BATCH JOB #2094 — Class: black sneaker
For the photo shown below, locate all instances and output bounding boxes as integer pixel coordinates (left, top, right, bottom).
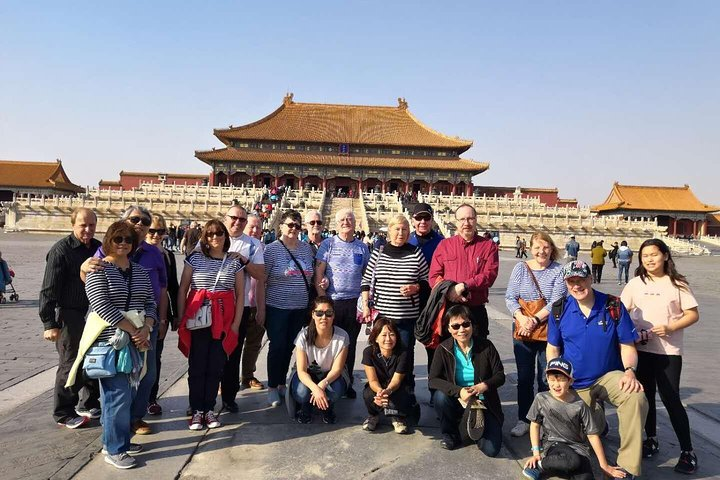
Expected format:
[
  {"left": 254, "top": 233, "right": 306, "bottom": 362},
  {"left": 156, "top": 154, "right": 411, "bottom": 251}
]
[
  {"left": 296, "top": 410, "right": 312, "bottom": 424},
  {"left": 674, "top": 451, "right": 698, "bottom": 475},
  {"left": 642, "top": 437, "right": 659, "bottom": 458},
  {"left": 322, "top": 408, "right": 337, "bottom": 424},
  {"left": 222, "top": 401, "right": 239, "bottom": 413},
  {"left": 344, "top": 386, "right": 357, "bottom": 399},
  {"left": 440, "top": 434, "right": 459, "bottom": 450}
]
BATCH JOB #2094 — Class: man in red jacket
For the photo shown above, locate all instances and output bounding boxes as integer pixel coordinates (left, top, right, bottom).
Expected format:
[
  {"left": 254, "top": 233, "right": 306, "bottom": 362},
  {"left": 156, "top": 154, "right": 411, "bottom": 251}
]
[{"left": 429, "top": 204, "right": 499, "bottom": 339}]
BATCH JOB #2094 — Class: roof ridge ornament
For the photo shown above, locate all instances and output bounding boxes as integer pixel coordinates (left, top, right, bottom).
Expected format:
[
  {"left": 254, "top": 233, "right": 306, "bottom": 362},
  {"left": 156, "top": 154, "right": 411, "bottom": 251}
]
[
  {"left": 284, "top": 92, "right": 294, "bottom": 106},
  {"left": 397, "top": 97, "right": 408, "bottom": 110}
]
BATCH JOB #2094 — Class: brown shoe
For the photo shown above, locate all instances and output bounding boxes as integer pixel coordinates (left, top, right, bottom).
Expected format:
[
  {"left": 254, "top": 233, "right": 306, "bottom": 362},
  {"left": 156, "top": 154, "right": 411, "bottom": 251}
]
[
  {"left": 242, "top": 377, "right": 265, "bottom": 390},
  {"left": 132, "top": 419, "right": 152, "bottom": 435}
]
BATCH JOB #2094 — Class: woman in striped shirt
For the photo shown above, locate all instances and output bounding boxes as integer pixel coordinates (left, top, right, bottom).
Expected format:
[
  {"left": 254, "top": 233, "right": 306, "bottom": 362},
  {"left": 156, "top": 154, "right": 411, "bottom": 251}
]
[
  {"left": 263, "top": 209, "right": 315, "bottom": 408},
  {"left": 177, "top": 219, "right": 244, "bottom": 431},
  {"left": 84, "top": 221, "right": 157, "bottom": 469},
  {"left": 504, "top": 231, "right": 567, "bottom": 438},
  {"left": 361, "top": 214, "right": 429, "bottom": 390}
]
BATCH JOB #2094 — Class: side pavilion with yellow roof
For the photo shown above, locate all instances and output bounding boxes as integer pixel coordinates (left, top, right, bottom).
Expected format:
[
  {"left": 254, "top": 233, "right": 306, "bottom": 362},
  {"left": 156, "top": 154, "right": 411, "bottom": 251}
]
[
  {"left": 592, "top": 182, "right": 719, "bottom": 237},
  {"left": 195, "top": 94, "right": 487, "bottom": 196},
  {"left": 0, "top": 159, "right": 84, "bottom": 201}
]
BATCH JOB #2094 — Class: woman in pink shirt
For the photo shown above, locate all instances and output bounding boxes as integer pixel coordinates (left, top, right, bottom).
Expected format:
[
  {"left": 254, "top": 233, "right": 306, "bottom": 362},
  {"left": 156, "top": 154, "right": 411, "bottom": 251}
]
[{"left": 620, "top": 239, "right": 699, "bottom": 474}]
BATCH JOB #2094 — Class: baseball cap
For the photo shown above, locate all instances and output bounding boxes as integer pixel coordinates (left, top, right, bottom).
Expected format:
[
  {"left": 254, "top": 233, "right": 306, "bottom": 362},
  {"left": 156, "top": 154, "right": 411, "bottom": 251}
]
[
  {"left": 562, "top": 260, "right": 591, "bottom": 280},
  {"left": 411, "top": 203, "right": 433, "bottom": 217},
  {"left": 546, "top": 357, "right": 574, "bottom": 379}
]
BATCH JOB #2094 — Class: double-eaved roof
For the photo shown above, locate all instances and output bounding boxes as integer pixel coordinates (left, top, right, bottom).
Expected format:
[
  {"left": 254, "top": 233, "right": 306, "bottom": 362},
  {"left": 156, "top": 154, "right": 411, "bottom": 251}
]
[
  {"left": 0, "top": 159, "right": 84, "bottom": 193},
  {"left": 592, "top": 183, "right": 719, "bottom": 214}
]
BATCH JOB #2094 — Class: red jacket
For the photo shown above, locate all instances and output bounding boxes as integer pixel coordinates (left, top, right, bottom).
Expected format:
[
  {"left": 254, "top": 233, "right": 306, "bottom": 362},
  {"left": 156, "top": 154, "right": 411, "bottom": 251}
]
[
  {"left": 429, "top": 234, "right": 499, "bottom": 305},
  {"left": 178, "top": 289, "right": 238, "bottom": 358}
]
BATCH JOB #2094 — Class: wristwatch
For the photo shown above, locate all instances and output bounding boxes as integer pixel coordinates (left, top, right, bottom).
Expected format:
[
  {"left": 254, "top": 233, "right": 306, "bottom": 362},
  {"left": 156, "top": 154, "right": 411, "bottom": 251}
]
[{"left": 624, "top": 366, "right": 636, "bottom": 373}]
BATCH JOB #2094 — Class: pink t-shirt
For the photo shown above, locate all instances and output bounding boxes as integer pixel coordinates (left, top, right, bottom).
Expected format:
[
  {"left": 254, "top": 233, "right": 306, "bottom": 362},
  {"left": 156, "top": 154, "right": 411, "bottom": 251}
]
[{"left": 620, "top": 276, "right": 698, "bottom": 355}]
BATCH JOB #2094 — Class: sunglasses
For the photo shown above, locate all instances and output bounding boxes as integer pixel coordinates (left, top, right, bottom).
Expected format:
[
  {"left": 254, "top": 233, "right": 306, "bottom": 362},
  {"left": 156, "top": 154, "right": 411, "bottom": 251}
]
[
  {"left": 308, "top": 220, "right": 323, "bottom": 226},
  {"left": 313, "top": 309, "right": 335, "bottom": 317},
  {"left": 284, "top": 222, "right": 302, "bottom": 230},
  {"left": 414, "top": 214, "right": 432, "bottom": 222},
  {"left": 227, "top": 215, "right": 247, "bottom": 223},
  {"left": 112, "top": 236, "right": 133, "bottom": 245},
  {"left": 206, "top": 231, "right": 225, "bottom": 238},
  {"left": 449, "top": 321, "right": 472, "bottom": 331},
  {"left": 148, "top": 228, "right": 166, "bottom": 236},
  {"left": 128, "top": 216, "right": 152, "bottom": 226}
]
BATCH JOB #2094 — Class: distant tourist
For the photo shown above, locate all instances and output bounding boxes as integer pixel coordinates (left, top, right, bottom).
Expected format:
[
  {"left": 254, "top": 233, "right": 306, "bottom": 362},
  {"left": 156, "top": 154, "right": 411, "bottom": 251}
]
[
  {"left": 289, "top": 296, "right": 349, "bottom": 424},
  {"left": 520, "top": 238, "right": 528, "bottom": 258},
  {"left": 565, "top": 235, "right": 580, "bottom": 261},
  {"left": 609, "top": 241, "right": 620, "bottom": 268},
  {"left": 428, "top": 305, "right": 505, "bottom": 455},
  {"left": 181, "top": 222, "right": 201, "bottom": 256},
  {"left": 429, "top": 204, "right": 499, "bottom": 339},
  {"left": 590, "top": 240, "right": 607, "bottom": 283},
  {"left": 504, "top": 232, "right": 567, "bottom": 438},
  {"left": 616, "top": 240, "right": 633, "bottom": 285},
  {"left": 515, "top": 236, "right": 522, "bottom": 258},
  {"left": 547, "top": 260, "right": 647, "bottom": 478},
  {"left": 620, "top": 239, "right": 699, "bottom": 474},
  {"left": 39, "top": 207, "right": 101, "bottom": 429},
  {"left": 0, "top": 250, "right": 13, "bottom": 303}
]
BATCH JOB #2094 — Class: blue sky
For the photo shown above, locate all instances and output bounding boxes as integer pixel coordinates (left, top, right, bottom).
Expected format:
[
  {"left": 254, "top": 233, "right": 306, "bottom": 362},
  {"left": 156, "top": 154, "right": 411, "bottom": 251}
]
[{"left": 1, "top": 1, "right": 717, "bottom": 205}]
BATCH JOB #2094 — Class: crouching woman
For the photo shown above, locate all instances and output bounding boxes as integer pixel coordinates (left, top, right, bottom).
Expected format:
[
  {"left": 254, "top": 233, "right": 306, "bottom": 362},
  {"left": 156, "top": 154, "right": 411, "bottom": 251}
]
[{"left": 429, "top": 305, "right": 506, "bottom": 456}]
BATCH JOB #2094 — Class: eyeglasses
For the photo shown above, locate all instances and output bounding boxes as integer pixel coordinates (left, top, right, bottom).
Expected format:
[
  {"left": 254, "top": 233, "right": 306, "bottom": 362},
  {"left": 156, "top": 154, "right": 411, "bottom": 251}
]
[
  {"left": 283, "top": 222, "right": 301, "bottom": 230},
  {"left": 456, "top": 217, "right": 476, "bottom": 224},
  {"left": 414, "top": 214, "right": 432, "bottom": 222},
  {"left": 449, "top": 321, "right": 472, "bottom": 330},
  {"left": 313, "top": 309, "right": 335, "bottom": 317},
  {"left": 128, "top": 216, "right": 152, "bottom": 226},
  {"left": 308, "top": 220, "right": 323, "bottom": 226},
  {"left": 206, "top": 231, "right": 225, "bottom": 238},
  {"left": 148, "top": 228, "right": 166, "bottom": 236},
  {"left": 112, "top": 236, "right": 133, "bottom": 245},
  {"left": 227, "top": 215, "right": 247, "bottom": 223}
]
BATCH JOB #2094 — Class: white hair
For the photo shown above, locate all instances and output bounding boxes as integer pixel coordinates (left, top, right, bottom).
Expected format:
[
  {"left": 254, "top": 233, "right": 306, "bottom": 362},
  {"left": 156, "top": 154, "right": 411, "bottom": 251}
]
[
  {"left": 304, "top": 210, "right": 322, "bottom": 223},
  {"left": 334, "top": 208, "right": 355, "bottom": 224}
]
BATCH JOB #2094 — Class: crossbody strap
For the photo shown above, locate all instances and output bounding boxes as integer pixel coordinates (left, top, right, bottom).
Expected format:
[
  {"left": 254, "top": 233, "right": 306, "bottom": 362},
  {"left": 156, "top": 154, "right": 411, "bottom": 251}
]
[
  {"left": 210, "top": 254, "right": 227, "bottom": 293},
  {"left": 125, "top": 264, "right": 133, "bottom": 311},
  {"left": 279, "top": 240, "right": 311, "bottom": 295},
  {"left": 523, "top": 262, "right": 546, "bottom": 301}
]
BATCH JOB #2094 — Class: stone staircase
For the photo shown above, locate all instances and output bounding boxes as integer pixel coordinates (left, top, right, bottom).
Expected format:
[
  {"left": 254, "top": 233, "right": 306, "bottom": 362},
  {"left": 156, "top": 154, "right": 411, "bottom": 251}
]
[{"left": 321, "top": 196, "right": 368, "bottom": 232}]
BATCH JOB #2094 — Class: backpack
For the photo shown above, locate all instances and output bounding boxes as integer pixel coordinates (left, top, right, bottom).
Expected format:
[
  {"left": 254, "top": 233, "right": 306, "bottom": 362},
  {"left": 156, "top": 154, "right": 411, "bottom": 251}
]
[{"left": 551, "top": 294, "right": 622, "bottom": 333}]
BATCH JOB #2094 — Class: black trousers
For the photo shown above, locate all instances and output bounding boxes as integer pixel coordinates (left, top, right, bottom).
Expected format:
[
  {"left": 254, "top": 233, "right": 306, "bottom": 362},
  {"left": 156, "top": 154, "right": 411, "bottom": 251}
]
[
  {"left": 362, "top": 384, "right": 413, "bottom": 416},
  {"left": 636, "top": 351, "right": 692, "bottom": 450},
  {"left": 188, "top": 328, "right": 227, "bottom": 412},
  {"left": 53, "top": 309, "right": 100, "bottom": 423},
  {"left": 220, "top": 307, "right": 252, "bottom": 404},
  {"left": 592, "top": 264, "right": 604, "bottom": 282},
  {"left": 541, "top": 442, "right": 593, "bottom": 480},
  {"left": 149, "top": 335, "right": 165, "bottom": 403},
  {"left": 333, "top": 298, "right": 362, "bottom": 387}
]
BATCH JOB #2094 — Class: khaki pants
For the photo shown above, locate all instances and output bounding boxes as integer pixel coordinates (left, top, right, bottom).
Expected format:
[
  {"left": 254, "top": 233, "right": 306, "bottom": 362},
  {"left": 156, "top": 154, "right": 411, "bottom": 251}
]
[
  {"left": 575, "top": 370, "right": 648, "bottom": 476},
  {"left": 241, "top": 308, "right": 266, "bottom": 381}
]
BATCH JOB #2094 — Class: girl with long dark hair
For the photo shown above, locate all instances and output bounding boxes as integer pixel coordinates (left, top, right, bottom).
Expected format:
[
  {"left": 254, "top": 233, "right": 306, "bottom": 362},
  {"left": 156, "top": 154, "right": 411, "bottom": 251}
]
[{"left": 620, "top": 238, "right": 699, "bottom": 474}]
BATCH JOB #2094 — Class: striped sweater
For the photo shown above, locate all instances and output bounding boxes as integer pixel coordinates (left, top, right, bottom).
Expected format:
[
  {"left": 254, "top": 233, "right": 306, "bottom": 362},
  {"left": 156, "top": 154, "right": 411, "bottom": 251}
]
[
  {"left": 504, "top": 261, "right": 567, "bottom": 316},
  {"left": 85, "top": 261, "right": 158, "bottom": 341},
  {"left": 361, "top": 243, "right": 429, "bottom": 323}
]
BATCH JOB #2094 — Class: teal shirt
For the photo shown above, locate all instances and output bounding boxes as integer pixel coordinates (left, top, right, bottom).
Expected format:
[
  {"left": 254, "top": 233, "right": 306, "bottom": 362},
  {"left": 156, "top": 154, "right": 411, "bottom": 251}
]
[{"left": 453, "top": 340, "right": 475, "bottom": 387}]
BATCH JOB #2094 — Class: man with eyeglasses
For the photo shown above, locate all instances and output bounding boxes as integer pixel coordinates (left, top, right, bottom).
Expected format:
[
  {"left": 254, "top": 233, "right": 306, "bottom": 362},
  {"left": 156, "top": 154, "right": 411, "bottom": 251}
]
[
  {"left": 314, "top": 208, "right": 370, "bottom": 399},
  {"left": 304, "top": 210, "right": 325, "bottom": 254},
  {"left": 429, "top": 204, "right": 499, "bottom": 339},
  {"left": 80, "top": 205, "right": 168, "bottom": 435},
  {"left": 40, "top": 207, "right": 102, "bottom": 429},
  {"left": 218, "top": 205, "right": 266, "bottom": 412}
]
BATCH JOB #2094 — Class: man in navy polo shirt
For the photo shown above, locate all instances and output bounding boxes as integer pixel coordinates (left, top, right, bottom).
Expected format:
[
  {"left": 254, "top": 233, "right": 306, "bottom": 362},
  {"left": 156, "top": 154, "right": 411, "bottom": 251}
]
[{"left": 547, "top": 260, "right": 648, "bottom": 479}]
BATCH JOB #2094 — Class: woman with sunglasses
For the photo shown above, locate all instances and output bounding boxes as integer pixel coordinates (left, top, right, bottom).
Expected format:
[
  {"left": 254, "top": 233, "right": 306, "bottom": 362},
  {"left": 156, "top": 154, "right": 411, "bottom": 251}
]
[
  {"left": 428, "top": 305, "right": 505, "bottom": 455},
  {"left": 361, "top": 316, "right": 413, "bottom": 434},
  {"left": 144, "top": 213, "right": 180, "bottom": 416},
  {"left": 263, "top": 209, "right": 316, "bottom": 407},
  {"left": 289, "top": 296, "right": 349, "bottom": 424},
  {"left": 74, "top": 221, "right": 157, "bottom": 469},
  {"left": 177, "top": 219, "right": 245, "bottom": 431}
]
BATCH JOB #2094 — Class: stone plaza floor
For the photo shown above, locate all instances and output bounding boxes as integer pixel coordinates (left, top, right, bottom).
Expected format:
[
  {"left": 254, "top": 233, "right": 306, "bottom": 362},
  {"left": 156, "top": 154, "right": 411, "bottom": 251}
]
[{"left": 0, "top": 231, "right": 719, "bottom": 479}]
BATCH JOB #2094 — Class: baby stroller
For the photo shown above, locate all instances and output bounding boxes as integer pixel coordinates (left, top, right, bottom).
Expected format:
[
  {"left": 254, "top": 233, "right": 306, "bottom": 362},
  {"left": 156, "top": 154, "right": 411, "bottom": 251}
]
[{"left": 0, "top": 268, "right": 18, "bottom": 303}]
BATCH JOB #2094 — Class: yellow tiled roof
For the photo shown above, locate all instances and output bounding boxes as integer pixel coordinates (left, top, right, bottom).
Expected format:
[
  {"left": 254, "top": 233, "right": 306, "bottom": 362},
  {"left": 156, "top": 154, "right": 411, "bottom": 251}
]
[
  {"left": 213, "top": 94, "right": 473, "bottom": 150},
  {"left": 592, "top": 183, "right": 719, "bottom": 213},
  {"left": 195, "top": 148, "right": 487, "bottom": 173},
  {"left": 0, "top": 159, "right": 84, "bottom": 193}
]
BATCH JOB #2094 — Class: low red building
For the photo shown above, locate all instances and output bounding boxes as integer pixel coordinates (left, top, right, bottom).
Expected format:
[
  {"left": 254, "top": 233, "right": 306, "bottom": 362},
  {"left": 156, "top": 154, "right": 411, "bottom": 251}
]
[
  {"left": 472, "top": 186, "right": 577, "bottom": 208},
  {"left": 99, "top": 171, "right": 209, "bottom": 190}
]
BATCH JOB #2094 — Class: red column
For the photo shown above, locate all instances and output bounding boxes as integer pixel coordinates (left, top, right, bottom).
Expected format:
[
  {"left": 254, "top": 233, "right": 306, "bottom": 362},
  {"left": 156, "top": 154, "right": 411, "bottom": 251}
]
[
  {"left": 466, "top": 183, "right": 473, "bottom": 196},
  {"left": 358, "top": 179, "right": 362, "bottom": 195},
  {"left": 322, "top": 178, "right": 327, "bottom": 190},
  {"left": 299, "top": 176, "right": 304, "bottom": 189},
  {"left": 274, "top": 176, "right": 280, "bottom": 188},
  {"left": 693, "top": 220, "right": 698, "bottom": 237},
  {"left": 405, "top": 182, "right": 410, "bottom": 194},
  {"left": 382, "top": 180, "right": 386, "bottom": 193},
  {"left": 252, "top": 174, "right": 257, "bottom": 187},
  {"left": 451, "top": 183, "right": 457, "bottom": 195},
  {"left": 672, "top": 217, "right": 677, "bottom": 235}
]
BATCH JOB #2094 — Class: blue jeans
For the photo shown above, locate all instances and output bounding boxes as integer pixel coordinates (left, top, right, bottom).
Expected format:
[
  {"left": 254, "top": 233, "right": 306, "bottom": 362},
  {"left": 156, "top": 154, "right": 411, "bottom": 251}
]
[
  {"left": 265, "top": 306, "right": 307, "bottom": 388},
  {"left": 290, "top": 371, "right": 346, "bottom": 408},
  {"left": 432, "top": 390, "right": 503, "bottom": 457},
  {"left": 100, "top": 373, "right": 135, "bottom": 455},
  {"left": 131, "top": 327, "right": 158, "bottom": 422},
  {"left": 395, "top": 320, "right": 416, "bottom": 388},
  {"left": 618, "top": 262, "right": 631, "bottom": 283},
  {"left": 513, "top": 332, "right": 548, "bottom": 423}
]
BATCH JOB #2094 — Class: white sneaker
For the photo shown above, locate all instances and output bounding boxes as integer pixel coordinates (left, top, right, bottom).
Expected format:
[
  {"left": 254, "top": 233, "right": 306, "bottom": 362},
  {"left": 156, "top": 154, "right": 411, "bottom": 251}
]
[
  {"left": 268, "top": 389, "right": 281, "bottom": 407},
  {"left": 511, "top": 420, "right": 530, "bottom": 437}
]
